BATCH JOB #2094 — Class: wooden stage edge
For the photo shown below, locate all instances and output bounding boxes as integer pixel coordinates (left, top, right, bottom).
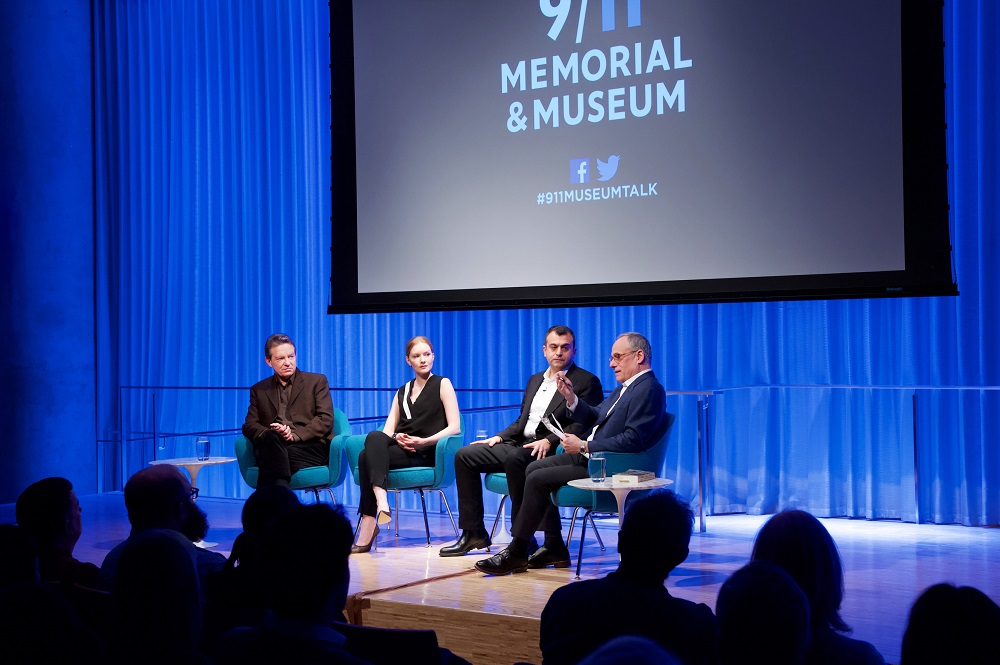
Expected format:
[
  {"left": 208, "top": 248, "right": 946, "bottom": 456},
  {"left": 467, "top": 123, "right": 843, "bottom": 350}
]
[
  {"left": 4, "top": 495, "right": 999, "bottom": 665},
  {"left": 337, "top": 509, "right": 1000, "bottom": 665}
]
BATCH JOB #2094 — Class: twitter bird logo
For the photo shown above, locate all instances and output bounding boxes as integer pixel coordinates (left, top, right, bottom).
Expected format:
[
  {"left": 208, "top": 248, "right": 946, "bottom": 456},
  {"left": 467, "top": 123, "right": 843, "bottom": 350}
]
[{"left": 596, "top": 155, "right": 620, "bottom": 181}]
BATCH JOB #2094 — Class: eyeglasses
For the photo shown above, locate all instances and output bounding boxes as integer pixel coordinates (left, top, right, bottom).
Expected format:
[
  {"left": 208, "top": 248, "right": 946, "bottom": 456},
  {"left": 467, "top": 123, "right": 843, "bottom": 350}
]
[
  {"left": 189, "top": 487, "right": 200, "bottom": 500},
  {"left": 609, "top": 349, "right": 638, "bottom": 364}
]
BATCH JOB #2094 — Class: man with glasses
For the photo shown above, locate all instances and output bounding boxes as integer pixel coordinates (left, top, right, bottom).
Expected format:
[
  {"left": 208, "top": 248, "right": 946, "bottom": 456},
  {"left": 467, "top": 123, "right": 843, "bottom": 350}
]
[
  {"left": 97, "top": 464, "right": 225, "bottom": 596},
  {"left": 440, "top": 325, "right": 603, "bottom": 557},
  {"left": 476, "top": 332, "right": 669, "bottom": 575}
]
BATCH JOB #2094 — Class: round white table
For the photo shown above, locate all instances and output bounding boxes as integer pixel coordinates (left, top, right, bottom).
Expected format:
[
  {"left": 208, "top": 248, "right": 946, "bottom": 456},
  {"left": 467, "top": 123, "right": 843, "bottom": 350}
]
[
  {"left": 567, "top": 476, "right": 673, "bottom": 527},
  {"left": 150, "top": 456, "right": 237, "bottom": 491}
]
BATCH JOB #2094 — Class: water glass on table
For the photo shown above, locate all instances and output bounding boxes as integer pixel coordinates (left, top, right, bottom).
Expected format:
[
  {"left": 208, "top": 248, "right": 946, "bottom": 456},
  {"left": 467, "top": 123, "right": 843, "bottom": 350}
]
[
  {"left": 196, "top": 437, "right": 210, "bottom": 461},
  {"left": 588, "top": 452, "right": 606, "bottom": 482}
]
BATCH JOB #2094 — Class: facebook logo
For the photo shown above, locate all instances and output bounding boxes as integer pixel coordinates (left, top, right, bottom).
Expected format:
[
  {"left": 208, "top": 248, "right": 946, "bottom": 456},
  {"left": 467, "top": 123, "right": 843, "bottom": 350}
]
[
  {"left": 570, "top": 158, "right": 590, "bottom": 184},
  {"left": 602, "top": 0, "right": 641, "bottom": 32}
]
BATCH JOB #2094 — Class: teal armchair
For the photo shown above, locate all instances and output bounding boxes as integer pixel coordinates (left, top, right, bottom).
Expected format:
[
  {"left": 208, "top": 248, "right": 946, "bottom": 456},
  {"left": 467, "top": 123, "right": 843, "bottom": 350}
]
[{"left": 234, "top": 408, "right": 352, "bottom": 502}]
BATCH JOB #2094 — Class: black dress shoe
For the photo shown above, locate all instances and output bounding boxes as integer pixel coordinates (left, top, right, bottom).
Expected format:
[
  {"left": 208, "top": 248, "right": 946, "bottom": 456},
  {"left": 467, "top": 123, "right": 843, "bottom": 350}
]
[
  {"left": 527, "top": 544, "right": 571, "bottom": 569},
  {"left": 439, "top": 531, "right": 492, "bottom": 557},
  {"left": 475, "top": 547, "right": 529, "bottom": 575}
]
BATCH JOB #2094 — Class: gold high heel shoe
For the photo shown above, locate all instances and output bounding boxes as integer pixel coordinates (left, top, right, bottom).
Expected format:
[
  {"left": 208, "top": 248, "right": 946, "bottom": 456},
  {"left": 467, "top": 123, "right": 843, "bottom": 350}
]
[
  {"left": 351, "top": 524, "right": 379, "bottom": 554},
  {"left": 377, "top": 507, "right": 392, "bottom": 525}
]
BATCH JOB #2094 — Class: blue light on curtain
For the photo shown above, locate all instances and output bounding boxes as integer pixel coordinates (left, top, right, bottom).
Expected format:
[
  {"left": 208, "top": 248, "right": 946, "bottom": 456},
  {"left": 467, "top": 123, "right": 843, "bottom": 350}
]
[{"left": 95, "top": 1, "right": 998, "bottom": 525}]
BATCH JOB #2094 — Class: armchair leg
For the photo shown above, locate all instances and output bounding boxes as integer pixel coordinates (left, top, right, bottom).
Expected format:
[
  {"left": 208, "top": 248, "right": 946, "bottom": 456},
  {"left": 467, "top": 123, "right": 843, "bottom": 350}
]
[
  {"left": 489, "top": 494, "right": 509, "bottom": 546},
  {"left": 323, "top": 487, "right": 337, "bottom": 504},
  {"left": 392, "top": 490, "right": 401, "bottom": 537},
  {"left": 418, "top": 489, "right": 431, "bottom": 546},
  {"left": 575, "top": 509, "right": 590, "bottom": 579},
  {"left": 588, "top": 513, "right": 605, "bottom": 551},
  {"left": 433, "top": 488, "right": 460, "bottom": 538},
  {"left": 382, "top": 487, "right": 459, "bottom": 545},
  {"left": 566, "top": 506, "right": 583, "bottom": 547}
]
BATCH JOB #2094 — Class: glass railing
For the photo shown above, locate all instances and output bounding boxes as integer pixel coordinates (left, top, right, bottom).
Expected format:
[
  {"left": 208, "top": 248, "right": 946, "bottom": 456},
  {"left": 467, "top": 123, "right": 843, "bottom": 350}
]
[
  {"left": 107, "top": 384, "right": 1000, "bottom": 527},
  {"left": 108, "top": 385, "right": 714, "bottom": 527}
]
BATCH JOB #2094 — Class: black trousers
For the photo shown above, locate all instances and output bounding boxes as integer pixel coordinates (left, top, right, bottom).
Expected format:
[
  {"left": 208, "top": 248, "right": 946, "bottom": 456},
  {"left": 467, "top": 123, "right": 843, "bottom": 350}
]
[
  {"left": 511, "top": 452, "right": 589, "bottom": 542},
  {"left": 252, "top": 429, "right": 329, "bottom": 487},
  {"left": 453, "top": 442, "right": 537, "bottom": 532},
  {"left": 357, "top": 430, "right": 433, "bottom": 517}
]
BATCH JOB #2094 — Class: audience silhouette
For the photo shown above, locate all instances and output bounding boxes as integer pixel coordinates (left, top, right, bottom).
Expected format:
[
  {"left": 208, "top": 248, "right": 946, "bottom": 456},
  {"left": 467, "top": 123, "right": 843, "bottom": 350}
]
[
  {"left": 112, "top": 528, "right": 210, "bottom": 664},
  {"left": 210, "top": 484, "right": 300, "bottom": 612},
  {"left": 900, "top": 582, "right": 1000, "bottom": 665},
  {"left": 214, "top": 502, "right": 368, "bottom": 664},
  {"left": 750, "top": 509, "right": 884, "bottom": 665},
  {"left": 0, "top": 579, "right": 104, "bottom": 662},
  {"left": 716, "top": 560, "right": 811, "bottom": 665},
  {"left": 15, "top": 476, "right": 100, "bottom": 587},
  {"left": 6, "top": 470, "right": 998, "bottom": 665},
  {"left": 97, "top": 465, "right": 225, "bottom": 597},
  {"left": 539, "top": 489, "right": 717, "bottom": 665},
  {"left": 577, "top": 635, "right": 681, "bottom": 665},
  {"left": 0, "top": 523, "right": 39, "bottom": 588}
]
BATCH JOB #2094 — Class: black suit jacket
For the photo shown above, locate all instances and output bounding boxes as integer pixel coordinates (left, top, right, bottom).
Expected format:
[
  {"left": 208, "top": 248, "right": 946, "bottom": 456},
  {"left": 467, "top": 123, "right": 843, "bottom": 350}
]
[
  {"left": 242, "top": 370, "right": 334, "bottom": 444},
  {"left": 497, "top": 364, "right": 603, "bottom": 446}
]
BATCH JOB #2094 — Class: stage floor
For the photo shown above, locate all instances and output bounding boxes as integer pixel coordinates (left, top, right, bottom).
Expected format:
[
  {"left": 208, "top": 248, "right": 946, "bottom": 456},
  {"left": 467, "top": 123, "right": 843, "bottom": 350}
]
[{"left": 3, "top": 493, "right": 998, "bottom": 665}]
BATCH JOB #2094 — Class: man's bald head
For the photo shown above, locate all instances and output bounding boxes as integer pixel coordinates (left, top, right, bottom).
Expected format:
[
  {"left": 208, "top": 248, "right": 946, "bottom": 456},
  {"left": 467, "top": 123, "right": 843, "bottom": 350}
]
[{"left": 124, "top": 466, "right": 192, "bottom": 532}]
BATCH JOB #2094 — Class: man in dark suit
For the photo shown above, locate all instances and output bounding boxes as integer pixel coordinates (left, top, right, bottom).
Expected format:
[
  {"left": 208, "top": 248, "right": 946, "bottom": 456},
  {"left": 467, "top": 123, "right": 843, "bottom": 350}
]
[
  {"left": 440, "top": 325, "right": 603, "bottom": 557},
  {"left": 242, "top": 334, "right": 334, "bottom": 487},
  {"left": 476, "top": 332, "right": 669, "bottom": 575},
  {"left": 539, "top": 489, "right": 718, "bottom": 665}
]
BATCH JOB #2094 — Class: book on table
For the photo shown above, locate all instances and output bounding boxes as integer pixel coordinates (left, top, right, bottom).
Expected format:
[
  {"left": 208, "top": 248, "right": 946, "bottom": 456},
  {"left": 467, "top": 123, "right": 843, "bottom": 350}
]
[{"left": 612, "top": 469, "right": 655, "bottom": 485}]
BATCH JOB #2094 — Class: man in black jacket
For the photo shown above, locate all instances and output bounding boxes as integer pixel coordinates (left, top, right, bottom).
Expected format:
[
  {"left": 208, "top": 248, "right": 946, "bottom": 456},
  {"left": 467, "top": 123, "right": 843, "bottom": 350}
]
[{"left": 440, "top": 325, "right": 603, "bottom": 556}]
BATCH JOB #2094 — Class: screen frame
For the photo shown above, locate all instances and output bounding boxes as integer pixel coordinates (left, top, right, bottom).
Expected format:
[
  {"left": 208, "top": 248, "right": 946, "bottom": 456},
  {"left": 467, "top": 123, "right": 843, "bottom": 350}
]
[{"left": 328, "top": 0, "right": 955, "bottom": 314}]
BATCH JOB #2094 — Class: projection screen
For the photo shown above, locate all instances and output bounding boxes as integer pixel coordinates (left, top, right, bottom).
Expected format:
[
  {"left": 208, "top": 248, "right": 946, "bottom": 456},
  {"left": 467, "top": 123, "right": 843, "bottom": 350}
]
[{"left": 329, "top": 0, "right": 955, "bottom": 313}]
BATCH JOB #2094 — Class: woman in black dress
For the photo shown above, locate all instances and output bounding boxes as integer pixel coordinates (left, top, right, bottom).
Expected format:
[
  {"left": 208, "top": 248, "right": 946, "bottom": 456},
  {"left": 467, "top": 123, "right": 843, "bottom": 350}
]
[{"left": 352, "top": 336, "right": 461, "bottom": 553}]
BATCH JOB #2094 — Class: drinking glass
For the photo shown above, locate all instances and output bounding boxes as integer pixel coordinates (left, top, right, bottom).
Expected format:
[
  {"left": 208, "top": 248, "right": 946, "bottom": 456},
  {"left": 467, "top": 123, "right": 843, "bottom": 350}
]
[
  {"left": 588, "top": 452, "right": 606, "bottom": 482},
  {"left": 196, "top": 437, "right": 210, "bottom": 461}
]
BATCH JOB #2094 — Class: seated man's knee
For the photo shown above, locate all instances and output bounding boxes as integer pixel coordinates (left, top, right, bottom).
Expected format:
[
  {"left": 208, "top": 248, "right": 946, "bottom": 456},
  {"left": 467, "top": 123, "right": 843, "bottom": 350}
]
[
  {"left": 525, "top": 457, "right": 551, "bottom": 476},
  {"left": 454, "top": 446, "right": 474, "bottom": 465},
  {"left": 504, "top": 451, "right": 531, "bottom": 474},
  {"left": 523, "top": 465, "right": 550, "bottom": 490},
  {"left": 258, "top": 429, "right": 282, "bottom": 445}
]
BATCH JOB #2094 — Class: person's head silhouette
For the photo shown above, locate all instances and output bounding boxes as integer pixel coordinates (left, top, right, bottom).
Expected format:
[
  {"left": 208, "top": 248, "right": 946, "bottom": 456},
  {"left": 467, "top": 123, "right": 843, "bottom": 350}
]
[
  {"left": 751, "top": 509, "right": 848, "bottom": 632},
  {"left": 617, "top": 488, "right": 693, "bottom": 582}
]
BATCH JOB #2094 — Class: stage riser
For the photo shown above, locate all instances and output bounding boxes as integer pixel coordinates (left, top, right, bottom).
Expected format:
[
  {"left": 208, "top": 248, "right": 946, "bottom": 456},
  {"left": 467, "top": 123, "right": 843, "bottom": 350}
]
[{"left": 361, "top": 599, "right": 541, "bottom": 665}]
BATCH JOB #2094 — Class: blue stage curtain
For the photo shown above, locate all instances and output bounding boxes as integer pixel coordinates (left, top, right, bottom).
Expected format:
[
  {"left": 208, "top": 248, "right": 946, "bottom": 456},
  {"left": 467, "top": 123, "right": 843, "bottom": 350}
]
[{"left": 94, "top": 1, "right": 998, "bottom": 525}]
